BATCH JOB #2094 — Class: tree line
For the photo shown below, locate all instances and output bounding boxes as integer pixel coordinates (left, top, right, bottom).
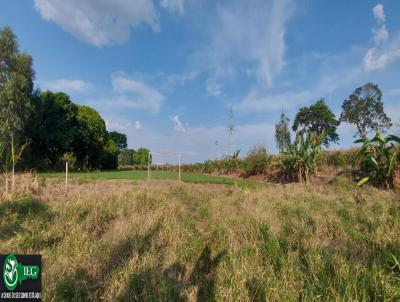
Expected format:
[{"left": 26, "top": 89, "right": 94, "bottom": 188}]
[
  {"left": 274, "top": 83, "right": 392, "bottom": 153},
  {"left": 274, "top": 83, "right": 398, "bottom": 187},
  {"left": 0, "top": 27, "right": 153, "bottom": 174}
]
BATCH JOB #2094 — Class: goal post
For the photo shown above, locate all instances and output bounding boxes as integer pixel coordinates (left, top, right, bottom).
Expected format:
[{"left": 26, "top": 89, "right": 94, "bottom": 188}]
[{"left": 147, "top": 151, "right": 181, "bottom": 181}]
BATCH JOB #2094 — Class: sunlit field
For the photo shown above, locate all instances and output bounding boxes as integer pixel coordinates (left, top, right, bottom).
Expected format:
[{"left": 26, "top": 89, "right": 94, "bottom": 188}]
[
  {"left": 40, "top": 170, "right": 258, "bottom": 186},
  {"left": 1, "top": 174, "right": 399, "bottom": 301}
]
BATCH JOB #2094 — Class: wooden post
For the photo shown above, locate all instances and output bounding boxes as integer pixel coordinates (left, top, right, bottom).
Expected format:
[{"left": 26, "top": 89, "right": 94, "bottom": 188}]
[
  {"left": 178, "top": 152, "right": 181, "bottom": 181},
  {"left": 65, "top": 161, "right": 68, "bottom": 195},
  {"left": 147, "top": 152, "right": 150, "bottom": 180}
]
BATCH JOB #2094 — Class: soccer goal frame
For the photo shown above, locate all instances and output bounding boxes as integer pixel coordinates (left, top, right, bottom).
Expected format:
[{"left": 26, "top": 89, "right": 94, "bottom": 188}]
[{"left": 147, "top": 151, "right": 181, "bottom": 181}]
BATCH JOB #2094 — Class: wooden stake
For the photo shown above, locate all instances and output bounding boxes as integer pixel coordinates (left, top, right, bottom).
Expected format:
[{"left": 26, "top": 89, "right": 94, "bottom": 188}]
[
  {"left": 147, "top": 152, "right": 150, "bottom": 180},
  {"left": 178, "top": 152, "right": 181, "bottom": 181},
  {"left": 65, "top": 161, "right": 68, "bottom": 195}
]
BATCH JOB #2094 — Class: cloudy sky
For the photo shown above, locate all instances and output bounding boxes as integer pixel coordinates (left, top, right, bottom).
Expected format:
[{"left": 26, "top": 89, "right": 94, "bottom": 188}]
[{"left": 1, "top": 0, "right": 400, "bottom": 162}]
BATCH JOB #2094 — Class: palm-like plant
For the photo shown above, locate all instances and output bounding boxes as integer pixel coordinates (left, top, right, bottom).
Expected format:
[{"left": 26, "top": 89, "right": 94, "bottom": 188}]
[
  {"left": 355, "top": 132, "right": 400, "bottom": 189},
  {"left": 281, "top": 130, "right": 325, "bottom": 182},
  {"left": 10, "top": 134, "right": 28, "bottom": 191}
]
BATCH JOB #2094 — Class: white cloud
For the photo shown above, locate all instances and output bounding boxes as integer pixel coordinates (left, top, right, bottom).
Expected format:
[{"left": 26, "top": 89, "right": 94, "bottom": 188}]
[
  {"left": 41, "top": 78, "right": 93, "bottom": 93},
  {"left": 372, "top": 4, "right": 385, "bottom": 23},
  {"left": 372, "top": 24, "right": 389, "bottom": 45},
  {"left": 364, "top": 4, "right": 400, "bottom": 71},
  {"left": 34, "top": 0, "right": 160, "bottom": 46},
  {"left": 171, "top": 115, "right": 186, "bottom": 132},
  {"left": 160, "top": 0, "right": 184, "bottom": 14},
  {"left": 111, "top": 74, "right": 164, "bottom": 112},
  {"left": 364, "top": 35, "right": 400, "bottom": 71},
  {"left": 135, "top": 120, "right": 142, "bottom": 130},
  {"left": 105, "top": 120, "right": 132, "bottom": 131},
  {"left": 193, "top": 0, "right": 294, "bottom": 89},
  {"left": 237, "top": 89, "right": 311, "bottom": 112},
  {"left": 371, "top": 4, "right": 388, "bottom": 46}
]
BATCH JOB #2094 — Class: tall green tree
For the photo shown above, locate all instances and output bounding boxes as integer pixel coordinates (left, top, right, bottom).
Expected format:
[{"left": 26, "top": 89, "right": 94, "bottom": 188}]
[
  {"left": 74, "top": 106, "right": 107, "bottom": 170},
  {"left": 0, "top": 27, "right": 34, "bottom": 138},
  {"left": 118, "top": 148, "right": 136, "bottom": 166},
  {"left": 108, "top": 131, "right": 127, "bottom": 151},
  {"left": 0, "top": 27, "right": 35, "bottom": 189},
  {"left": 340, "top": 83, "right": 392, "bottom": 137},
  {"left": 275, "top": 111, "right": 291, "bottom": 153},
  {"left": 292, "top": 99, "right": 339, "bottom": 146},
  {"left": 28, "top": 91, "right": 79, "bottom": 169}
]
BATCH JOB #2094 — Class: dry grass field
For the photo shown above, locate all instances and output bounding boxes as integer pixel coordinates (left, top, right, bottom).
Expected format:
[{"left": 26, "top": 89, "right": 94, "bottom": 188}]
[{"left": 0, "top": 174, "right": 399, "bottom": 301}]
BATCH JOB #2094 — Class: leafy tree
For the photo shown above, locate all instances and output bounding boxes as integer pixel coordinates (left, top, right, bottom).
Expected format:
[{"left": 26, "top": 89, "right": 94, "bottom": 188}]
[
  {"left": 275, "top": 111, "right": 291, "bottom": 153},
  {"left": 28, "top": 91, "right": 79, "bottom": 169},
  {"left": 0, "top": 27, "right": 34, "bottom": 137},
  {"left": 118, "top": 148, "right": 136, "bottom": 166},
  {"left": 74, "top": 106, "right": 107, "bottom": 170},
  {"left": 108, "top": 131, "right": 127, "bottom": 151},
  {"left": 293, "top": 99, "right": 339, "bottom": 146},
  {"left": 0, "top": 27, "right": 35, "bottom": 188},
  {"left": 341, "top": 83, "right": 392, "bottom": 137},
  {"left": 133, "top": 148, "right": 151, "bottom": 165}
]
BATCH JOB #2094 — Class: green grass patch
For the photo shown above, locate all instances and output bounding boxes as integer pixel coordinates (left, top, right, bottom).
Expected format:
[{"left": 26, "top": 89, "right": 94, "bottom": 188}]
[{"left": 40, "top": 169, "right": 260, "bottom": 186}]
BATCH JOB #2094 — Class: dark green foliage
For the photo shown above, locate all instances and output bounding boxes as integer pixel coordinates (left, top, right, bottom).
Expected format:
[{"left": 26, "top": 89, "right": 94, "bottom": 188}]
[
  {"left": 275, "top": 112, "right": 291, "bottom": 153},
  {"left": 108, "top": 131, "right": 127, "bottom": 151},
  {"left": 341, "top": 83, "right": 392, "bottom": 137},
  {"left": 118, "top": 148, "right": 136, "bottom": 166},
  {"left": 0, "top": 28, "right": 125, "bottom": 172},
  {"left": 355, "top": 132, "right": 400, "bottom": 189},
  {"left": 293, "top": 99, "right": 339, "bottom": 146},
  {"left": 73, "top": 106, "right": 108, "bottom": 170},
  {"left": 27, "top": 91, "right": 79, "bottom": 169},
  {"left": 100, "top": 139, "right": 118, "bottom": 170}
]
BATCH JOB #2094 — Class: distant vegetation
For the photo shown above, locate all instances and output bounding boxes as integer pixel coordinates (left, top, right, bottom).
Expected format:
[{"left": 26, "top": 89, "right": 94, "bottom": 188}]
[{"left": 1, "top": 26, "right": 399, "bottom": 192}]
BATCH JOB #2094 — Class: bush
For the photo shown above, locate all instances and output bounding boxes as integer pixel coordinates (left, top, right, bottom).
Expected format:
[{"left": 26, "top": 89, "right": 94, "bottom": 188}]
[
  {"left": 242, "top": 146, "right": 271, "bottom": 177},
  {"left": 320, "top": 148, "right": 359, "bottom": 169}
]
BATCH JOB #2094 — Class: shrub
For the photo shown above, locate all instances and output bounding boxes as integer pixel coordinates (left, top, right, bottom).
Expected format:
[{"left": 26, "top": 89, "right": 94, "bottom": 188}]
[
  {"left": 319, "top": 148, "right": 359, "bottom": 169},
  {"left": 242, "top": 146, "right": 271, "bottom": 177}
]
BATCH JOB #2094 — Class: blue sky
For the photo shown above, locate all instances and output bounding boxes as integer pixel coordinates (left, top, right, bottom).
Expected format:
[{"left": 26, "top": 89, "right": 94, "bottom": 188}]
[{"left": 1, "top": 0, "right": 400, "bottom": 163}]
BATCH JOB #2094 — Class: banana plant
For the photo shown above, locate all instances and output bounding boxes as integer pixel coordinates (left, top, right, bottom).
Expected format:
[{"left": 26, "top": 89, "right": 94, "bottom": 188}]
[
  {"left": 281, "top": 130, "right": 325, "bottom": 182},
  {"left": 355, "top": 132, "right": 400, "bottom": 189}
]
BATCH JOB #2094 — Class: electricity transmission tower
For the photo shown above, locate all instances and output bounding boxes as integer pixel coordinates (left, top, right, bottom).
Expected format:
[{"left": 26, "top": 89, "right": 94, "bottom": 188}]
[{"left": 227, "top": 106, "right": 236, "bottom": 157}]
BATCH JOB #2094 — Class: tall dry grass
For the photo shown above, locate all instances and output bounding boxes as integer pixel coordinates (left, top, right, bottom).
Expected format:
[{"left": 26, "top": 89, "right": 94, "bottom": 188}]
[{"left": 0, "top": 174, "right": 399, "bottom": 301}]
